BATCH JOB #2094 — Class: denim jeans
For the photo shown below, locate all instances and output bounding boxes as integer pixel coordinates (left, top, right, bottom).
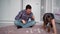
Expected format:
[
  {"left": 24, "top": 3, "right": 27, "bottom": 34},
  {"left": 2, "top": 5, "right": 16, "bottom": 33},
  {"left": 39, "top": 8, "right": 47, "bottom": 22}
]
[{"left": 14, "top": 20, "right": 36, "bottom": 28}]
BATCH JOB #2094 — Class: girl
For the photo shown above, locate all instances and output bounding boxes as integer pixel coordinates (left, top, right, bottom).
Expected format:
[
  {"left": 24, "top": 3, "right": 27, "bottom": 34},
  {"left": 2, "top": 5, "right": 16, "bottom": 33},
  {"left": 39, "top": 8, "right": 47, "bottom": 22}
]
[{"left": 43, "top": 13, "right": 57, "bottom": 34}]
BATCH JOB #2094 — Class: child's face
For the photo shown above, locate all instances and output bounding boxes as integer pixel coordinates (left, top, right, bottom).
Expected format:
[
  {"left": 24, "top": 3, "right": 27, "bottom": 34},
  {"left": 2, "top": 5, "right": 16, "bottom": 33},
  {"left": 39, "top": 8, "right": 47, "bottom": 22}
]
[{"left": 48, "top": 18, "right": 51, "bottom": 22}]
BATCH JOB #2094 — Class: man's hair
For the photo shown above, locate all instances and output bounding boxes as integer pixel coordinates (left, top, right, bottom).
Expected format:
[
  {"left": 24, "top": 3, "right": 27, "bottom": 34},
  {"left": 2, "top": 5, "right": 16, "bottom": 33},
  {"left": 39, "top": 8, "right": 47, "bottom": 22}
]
[{"left": 26, "top": 4, "right": 32, "bottom": 10}]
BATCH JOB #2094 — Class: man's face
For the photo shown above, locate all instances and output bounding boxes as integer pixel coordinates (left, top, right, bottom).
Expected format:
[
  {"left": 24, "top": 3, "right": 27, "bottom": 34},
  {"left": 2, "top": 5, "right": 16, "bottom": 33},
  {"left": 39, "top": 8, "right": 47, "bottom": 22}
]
[{"left": 26, "top": 9, "right": 31, "bottom": 15}]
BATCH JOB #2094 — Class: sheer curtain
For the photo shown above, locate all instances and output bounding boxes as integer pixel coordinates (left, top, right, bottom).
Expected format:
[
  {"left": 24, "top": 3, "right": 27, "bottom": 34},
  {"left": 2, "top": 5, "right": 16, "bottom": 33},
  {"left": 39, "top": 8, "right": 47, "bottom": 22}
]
[{"left": 52, "top": 0, "right": 60, "bottom": 23}]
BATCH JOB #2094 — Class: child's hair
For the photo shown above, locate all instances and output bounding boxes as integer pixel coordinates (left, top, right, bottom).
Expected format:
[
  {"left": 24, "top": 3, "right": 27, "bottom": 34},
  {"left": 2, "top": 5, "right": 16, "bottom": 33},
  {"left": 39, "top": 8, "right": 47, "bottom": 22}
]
[
  {"left": 43, "top": 13, "right": 54, "bottom": 23},
  {"left": 43, "top": 13, "right": 55, "bottom": 28}
]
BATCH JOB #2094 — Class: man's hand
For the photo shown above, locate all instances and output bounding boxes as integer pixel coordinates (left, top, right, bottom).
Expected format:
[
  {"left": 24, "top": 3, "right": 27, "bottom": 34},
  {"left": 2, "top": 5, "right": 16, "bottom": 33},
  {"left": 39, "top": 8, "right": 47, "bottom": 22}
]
[
  {"left": 31, "top": 16, "right": 35, "bottom": 20},
  {"left": 22, "top": 20, "right": 26, "bottom": 24}
]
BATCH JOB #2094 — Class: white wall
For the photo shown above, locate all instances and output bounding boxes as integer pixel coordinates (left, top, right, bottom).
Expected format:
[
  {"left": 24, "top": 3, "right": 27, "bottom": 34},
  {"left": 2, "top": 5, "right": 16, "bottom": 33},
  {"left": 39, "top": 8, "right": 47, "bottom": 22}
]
[
  {"left": 0, "top": 0, "right": 22, "bottom": 22},
  {"left": 52, "top": 0, "right": 60, "bottom": 23},
  {"left": 0, "top": 0, "right": 54, "bottom": 24}
]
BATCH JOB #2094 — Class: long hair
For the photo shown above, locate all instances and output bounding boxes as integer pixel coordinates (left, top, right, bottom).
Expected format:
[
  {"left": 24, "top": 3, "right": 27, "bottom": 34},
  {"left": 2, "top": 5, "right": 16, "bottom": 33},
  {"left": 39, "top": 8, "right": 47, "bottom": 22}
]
[{"left": 43, "top": 13, "right": 54, "bottom": 25}]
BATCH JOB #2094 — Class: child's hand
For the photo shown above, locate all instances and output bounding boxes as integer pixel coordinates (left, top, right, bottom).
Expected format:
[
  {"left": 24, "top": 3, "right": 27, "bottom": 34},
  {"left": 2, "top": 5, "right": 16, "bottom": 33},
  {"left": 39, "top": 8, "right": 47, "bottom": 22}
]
[
  {"left": 52, "top": 33, "right": 54, "bottom": 34},
  {"left": 52, "top": 33, "right": 56, "bottom": 34},
  {"left": 22, "top": 20, "right": 26, "bottom": 24}
]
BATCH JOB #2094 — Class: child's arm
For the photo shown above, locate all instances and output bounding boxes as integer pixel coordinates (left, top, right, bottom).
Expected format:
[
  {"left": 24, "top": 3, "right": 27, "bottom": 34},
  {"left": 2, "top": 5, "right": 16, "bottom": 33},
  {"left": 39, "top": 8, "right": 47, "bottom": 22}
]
[
  {"left": 42, "top": 22, "right": 46, "bottom": 30},
  {"left": 51, "top": 19, "right": 57, "bottom": 34}
]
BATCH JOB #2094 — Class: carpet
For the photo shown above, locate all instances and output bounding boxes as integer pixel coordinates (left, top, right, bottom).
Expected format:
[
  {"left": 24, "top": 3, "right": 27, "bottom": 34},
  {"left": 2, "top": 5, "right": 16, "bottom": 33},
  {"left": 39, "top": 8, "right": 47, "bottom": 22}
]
[{"left": 0, "top": 25, "right": 53, "bottom": 34}]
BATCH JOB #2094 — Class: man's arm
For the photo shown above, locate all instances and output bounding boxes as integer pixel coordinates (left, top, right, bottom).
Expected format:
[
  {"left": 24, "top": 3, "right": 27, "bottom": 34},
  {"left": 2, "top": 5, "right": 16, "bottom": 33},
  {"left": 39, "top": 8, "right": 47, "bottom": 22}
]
[
  {"left": 30, "top": 12, "right": 35, "bottom": 20},
  {"left": 15, "top": 11, "right": 26, "bottom": 24},
  {"left": 52, "top": 19, "right": 57, "bottom": 34},
  {"left": 15, "top": 11, "right": 22, "bottom": 20}
]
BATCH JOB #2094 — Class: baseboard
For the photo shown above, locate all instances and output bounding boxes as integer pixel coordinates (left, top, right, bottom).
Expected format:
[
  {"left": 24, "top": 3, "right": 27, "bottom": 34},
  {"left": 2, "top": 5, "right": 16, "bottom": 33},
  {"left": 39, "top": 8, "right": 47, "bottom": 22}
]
[{"left": 0, "top": 20, "right": 43, "bottom": 26}]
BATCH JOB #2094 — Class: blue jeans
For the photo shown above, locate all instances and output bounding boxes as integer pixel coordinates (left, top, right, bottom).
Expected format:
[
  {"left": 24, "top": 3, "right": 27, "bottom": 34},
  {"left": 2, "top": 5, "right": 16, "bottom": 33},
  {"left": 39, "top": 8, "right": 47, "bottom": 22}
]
[{"left": 14, "top": 20, "right": 36, "bottom": 28}]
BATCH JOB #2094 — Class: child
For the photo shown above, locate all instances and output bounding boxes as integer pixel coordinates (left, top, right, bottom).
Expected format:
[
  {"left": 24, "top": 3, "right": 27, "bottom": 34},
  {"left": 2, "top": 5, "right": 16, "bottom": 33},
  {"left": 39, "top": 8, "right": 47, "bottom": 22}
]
[{"left": 43, "top": 13, "right": 57, "bottom": 34}]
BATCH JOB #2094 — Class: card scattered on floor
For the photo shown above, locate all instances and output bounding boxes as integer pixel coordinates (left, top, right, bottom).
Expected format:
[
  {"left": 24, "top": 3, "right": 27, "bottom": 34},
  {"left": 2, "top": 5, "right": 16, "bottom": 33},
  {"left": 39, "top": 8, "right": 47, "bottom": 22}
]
[{"left": 0, "top": 25, "right": 52, "bottom": 34}]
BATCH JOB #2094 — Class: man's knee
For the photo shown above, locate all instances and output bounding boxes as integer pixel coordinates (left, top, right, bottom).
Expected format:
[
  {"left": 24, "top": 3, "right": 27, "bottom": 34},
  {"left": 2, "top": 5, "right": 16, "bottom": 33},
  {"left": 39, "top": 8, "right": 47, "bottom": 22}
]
[
  {"left": 14, "top": 20, "right": 19, "bottom": 25},
  {"left": 30, "top": 20, "right": 36, "bottom": 25},
  {"left": 14, "top": 20, "right": 24, "bottom": 26}
]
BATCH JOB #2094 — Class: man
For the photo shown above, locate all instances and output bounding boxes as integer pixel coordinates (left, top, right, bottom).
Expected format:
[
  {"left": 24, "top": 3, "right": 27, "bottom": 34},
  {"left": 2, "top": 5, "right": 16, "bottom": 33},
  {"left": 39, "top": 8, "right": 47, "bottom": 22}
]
[{"left": 14, "top": 5, "right": 36, "bottom": 28}]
